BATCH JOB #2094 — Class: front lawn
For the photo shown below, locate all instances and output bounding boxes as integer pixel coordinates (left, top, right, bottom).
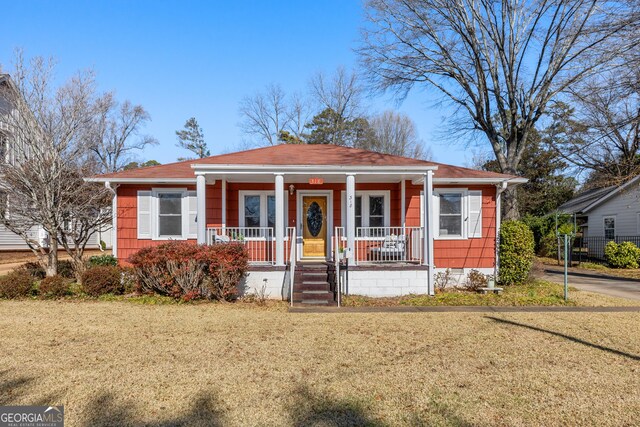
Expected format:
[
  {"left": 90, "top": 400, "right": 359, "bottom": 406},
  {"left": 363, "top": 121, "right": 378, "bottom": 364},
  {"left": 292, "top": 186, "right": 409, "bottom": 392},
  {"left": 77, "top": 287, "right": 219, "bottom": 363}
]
[
  {"left": 342, "top": 279, "right": 639, "bottom": 307},
  {"left": 0, "top": 301, "right": 638, "bottom": 426}
]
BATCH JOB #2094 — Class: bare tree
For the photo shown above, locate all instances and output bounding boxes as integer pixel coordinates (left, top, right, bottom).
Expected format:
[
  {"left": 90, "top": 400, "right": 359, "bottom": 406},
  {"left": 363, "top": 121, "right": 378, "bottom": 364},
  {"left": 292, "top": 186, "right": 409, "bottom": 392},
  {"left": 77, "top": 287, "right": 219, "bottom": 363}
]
[
  {"left": 547, "top": 67, "right": 640, "bottom": 188},
  {"left": 239, "top": 84, "right": 305, "bottom": 146},
  {"left": 368, "top": 110, "right": 432, "bottom": 159},
  {"left": 0, "top": 54, "right": 111, "bottom": 277},
  {"left": 360, "top": 0, "right": 638, "bottom": 218},
  {"left": 88, "top": 93, "right": 157, "bottom": 173}
]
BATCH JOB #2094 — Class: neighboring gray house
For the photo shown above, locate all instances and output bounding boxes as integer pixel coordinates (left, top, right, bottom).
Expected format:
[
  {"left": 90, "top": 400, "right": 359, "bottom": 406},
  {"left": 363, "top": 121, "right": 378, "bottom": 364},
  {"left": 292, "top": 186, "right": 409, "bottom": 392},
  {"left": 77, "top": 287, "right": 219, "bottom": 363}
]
[
  {"left": 559, "top": 175, "right": 640, "bottom": 260},
  {"left": 0, "top": 74, "right": 112, "bottom": 251}
]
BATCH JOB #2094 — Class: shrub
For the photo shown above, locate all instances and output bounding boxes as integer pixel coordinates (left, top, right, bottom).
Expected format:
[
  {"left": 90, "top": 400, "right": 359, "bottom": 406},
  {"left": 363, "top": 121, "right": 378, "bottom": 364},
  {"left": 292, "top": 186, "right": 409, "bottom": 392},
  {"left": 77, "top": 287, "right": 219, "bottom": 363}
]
[
  {"left": 434, "top": 269, "right": 453, "bottom": 292},
  {"left": 499, "top": 220, "right": 535, "bottom": 286},
  {"left": 89, "top": 254, "right": 118, "bottom": 267},
  {"left": 20, "top": 261, "right": 46, "bottom": 279},
  {"left": 81, "top": 266, "right": 124, "bottom": 296},
  {"left": 57, "top": 260, "right": 75, "bottom": 279},
  {"left": 39, "top": 275, "right": 69, "bottom": 298},
  {"left": 465, "top": 269, "right": 488, "bottom": 292},
  {"left": 604, "top": 241, "right": 640, "bottom": 269},
  {"left": 538, "top": 232, "right": 558, "bottom": 258},
  {"left": 0, "top": 270, "right": 34, "bottom": 298},
  {"left": 129, "top": 241, "right": 249, "bottom": 301}
]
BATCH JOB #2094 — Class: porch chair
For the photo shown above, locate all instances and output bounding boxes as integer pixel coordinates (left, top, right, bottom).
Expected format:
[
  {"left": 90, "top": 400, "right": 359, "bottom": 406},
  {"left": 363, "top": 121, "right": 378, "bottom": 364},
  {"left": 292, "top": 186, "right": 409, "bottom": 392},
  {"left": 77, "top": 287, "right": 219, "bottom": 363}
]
[{"left": 369, "top": 234, "right": 406, "bottom": 261}]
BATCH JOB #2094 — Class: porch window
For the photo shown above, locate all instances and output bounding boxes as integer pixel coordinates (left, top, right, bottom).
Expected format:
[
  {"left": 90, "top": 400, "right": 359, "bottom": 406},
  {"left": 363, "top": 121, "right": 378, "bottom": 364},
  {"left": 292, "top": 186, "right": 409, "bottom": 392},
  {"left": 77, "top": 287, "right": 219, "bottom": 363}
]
[
  {"left": 342, "top": 191, "right": 390, "bottom": 229},
  {"left": 604, "top": 216, "right": 615, "bottom": 240},
  {"left": 239, "top": 192, "right": 287, "bottom": 229}
]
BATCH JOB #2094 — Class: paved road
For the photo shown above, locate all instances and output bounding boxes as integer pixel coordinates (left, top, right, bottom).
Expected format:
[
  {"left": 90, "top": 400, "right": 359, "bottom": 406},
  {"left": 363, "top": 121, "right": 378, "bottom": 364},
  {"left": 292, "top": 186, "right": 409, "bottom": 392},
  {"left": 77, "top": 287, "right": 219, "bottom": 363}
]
[{"left": 542, "top": 266, "right": 640, "bottom": 301}]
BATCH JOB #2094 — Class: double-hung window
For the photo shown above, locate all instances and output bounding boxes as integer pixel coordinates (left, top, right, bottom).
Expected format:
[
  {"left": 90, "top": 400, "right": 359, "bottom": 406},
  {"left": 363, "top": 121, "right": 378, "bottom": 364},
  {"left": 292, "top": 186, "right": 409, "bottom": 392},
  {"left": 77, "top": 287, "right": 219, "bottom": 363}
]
[
  {"left": 438, "top": 193, "right": 463, "bottom": 237},
  {"left": 343, "top": 191, "right": 390, "bottom": 231},
  {"left": 424, "top": 189, "right": 483, "bottom": 239},
  {"left": 137, "top": 189, "right": 197, "bottom": 240},
  {"left": 239, "top": 191, "right": 287, "bottom": 231},
  {"left": 604, "top": 216, "right": 615, "bottom": 240}
]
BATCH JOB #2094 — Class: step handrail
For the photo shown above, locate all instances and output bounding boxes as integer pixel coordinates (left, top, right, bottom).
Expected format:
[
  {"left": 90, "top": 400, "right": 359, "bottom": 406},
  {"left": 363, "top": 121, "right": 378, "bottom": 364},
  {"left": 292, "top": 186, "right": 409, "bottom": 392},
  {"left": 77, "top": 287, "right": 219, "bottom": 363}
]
[{"left": 289, "top": 228, "right": 296, "bottom": 306}]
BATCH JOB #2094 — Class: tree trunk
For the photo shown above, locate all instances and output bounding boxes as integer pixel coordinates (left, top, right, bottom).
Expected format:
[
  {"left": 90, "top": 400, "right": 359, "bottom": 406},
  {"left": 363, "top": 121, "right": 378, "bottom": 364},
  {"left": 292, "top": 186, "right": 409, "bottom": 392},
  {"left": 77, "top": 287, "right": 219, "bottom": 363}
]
[
  {"left": 45, "top": 239, "right": 58, "bottom": 277},
  {"left": 502, "top": 186, "right": 520, "bottom": 220},
  {"left": 72, "top": 256, "right": 87, "bottom": 285}
]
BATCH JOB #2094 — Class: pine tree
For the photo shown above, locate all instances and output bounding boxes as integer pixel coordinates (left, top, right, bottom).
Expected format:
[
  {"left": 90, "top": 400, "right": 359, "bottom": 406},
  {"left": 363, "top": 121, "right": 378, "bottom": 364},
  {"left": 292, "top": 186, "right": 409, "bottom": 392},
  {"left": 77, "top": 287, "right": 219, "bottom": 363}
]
[{"left": 176, "top": 117, "right": 210, "bottom": 160}]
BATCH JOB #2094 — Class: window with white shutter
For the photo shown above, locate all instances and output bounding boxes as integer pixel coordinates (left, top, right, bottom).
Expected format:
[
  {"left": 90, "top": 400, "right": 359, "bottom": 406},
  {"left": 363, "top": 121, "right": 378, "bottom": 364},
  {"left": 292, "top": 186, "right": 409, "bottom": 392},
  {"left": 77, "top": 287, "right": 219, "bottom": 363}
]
[
  {"left": 137, "top": 191, "right": 152, "bottom": 239},
  {"left": 468, "top": 191, "right": 483, "bottom": 238}
]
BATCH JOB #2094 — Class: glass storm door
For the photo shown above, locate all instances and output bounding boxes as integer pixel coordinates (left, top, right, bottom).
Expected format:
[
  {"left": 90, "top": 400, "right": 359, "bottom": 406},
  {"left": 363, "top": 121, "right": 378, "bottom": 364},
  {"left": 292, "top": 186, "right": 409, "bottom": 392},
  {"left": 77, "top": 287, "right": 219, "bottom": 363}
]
[{"left": 302, "top": 196, "right": 327, "bottom": 257}]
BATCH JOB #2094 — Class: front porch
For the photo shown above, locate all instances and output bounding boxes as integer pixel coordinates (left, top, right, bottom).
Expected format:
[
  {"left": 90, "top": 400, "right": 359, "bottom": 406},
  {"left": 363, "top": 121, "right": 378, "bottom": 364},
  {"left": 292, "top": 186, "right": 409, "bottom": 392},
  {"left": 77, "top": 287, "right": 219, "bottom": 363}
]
[{"left": 193, "top": 166, "right": 438, "bottom": 306}]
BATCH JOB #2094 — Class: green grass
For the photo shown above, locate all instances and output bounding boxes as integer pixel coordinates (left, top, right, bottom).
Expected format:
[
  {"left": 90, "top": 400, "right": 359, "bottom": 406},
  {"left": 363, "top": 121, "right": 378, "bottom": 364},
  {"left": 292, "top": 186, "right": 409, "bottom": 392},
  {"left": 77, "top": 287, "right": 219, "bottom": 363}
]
[{"left": 342, "top": 279, "right": 601, "bottom": 307}]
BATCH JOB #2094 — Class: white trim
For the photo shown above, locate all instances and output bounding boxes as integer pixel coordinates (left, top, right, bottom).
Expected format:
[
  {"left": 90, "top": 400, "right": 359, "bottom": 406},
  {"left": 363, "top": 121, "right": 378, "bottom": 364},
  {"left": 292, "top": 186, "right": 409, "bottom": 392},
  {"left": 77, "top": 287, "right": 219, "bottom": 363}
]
[
  {"left": 87, "top": 178, "right": 196, "bottom": 184},
  {"left": 296, "top": 189, "right": 334, "bottom": 260},
  {"left": 238, "top": 190, "right": 288, "bottom": 228},
  {"left": 401, "top": 180, "right": 406, "bottom": 228},
  {"left": 150, "top": 187, "right": 190, "bottom": 240},
  {"left": 582, "top": 175, "right": 640, "bottom": 213},
  {"left": 433, "top": 188, "right": 467, "bottom": 240},
  {"left": 340, "top": 190, "right": 391, "bottom": 230},
  {"left": 137, "top": 190, "right": 152, "bottom": 239},
  {"left": 221, "top": 179, "right": 226, "bottom": 230},
  {"left": 193, "top": 165, "right": 438, "bottom": 173}
]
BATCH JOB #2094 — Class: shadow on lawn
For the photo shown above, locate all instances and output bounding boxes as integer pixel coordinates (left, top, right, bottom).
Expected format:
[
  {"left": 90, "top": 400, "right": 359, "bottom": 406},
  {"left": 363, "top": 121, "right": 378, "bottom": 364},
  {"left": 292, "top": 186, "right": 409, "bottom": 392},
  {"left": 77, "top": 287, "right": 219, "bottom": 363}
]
[
  {"left": 287, "top": 385, "right": 473, "bottom": 427},
  {"left": 81, "top": 390, "right": 226, "bottom": 427},
  {"left": 0, "top": 370, "right": 60, "bottom": 407},
  {"left": 487, "top": 316, "right": 640, "bottom": 361}
]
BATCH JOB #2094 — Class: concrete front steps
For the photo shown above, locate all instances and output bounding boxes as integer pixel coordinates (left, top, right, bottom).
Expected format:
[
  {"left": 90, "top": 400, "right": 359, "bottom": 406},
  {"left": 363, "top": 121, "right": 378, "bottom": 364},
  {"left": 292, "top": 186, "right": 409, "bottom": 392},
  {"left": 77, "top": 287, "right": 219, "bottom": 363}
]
[{"left": 292, "top": 262, "right": 337, "bottom": 306}]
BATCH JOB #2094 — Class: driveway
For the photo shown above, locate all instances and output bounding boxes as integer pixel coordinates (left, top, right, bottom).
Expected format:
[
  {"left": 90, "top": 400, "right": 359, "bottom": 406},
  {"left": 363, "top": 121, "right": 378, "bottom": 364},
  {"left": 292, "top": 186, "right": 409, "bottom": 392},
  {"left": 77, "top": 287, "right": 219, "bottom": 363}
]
[{"left": 542, "top": 265, "right": 640, "bottom": 301}]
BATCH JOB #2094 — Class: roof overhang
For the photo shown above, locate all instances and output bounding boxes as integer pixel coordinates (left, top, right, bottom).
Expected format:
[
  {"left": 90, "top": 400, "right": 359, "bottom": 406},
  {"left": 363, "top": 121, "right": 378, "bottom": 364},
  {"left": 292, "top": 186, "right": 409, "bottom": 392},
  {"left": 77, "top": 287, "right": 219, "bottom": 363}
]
[
  {"left": 581, "top": 175, "right": 640, "bottom": 213},
  {"left": 85, "top": 177, "right": 197, "bottom": 184}
]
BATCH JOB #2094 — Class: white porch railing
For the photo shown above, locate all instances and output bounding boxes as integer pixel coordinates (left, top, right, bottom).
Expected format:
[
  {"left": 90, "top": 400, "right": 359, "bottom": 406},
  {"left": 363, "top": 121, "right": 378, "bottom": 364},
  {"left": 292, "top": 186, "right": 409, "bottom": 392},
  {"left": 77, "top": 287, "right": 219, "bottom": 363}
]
[
  {"left": 207, "top": 226, "right": 294, "bottom": 265},
  {"left": 289, "top": 227, "right": 296, "bottom": 306},
  {"left": 354, "top": 226, "right": 423, "bottom": 264}
]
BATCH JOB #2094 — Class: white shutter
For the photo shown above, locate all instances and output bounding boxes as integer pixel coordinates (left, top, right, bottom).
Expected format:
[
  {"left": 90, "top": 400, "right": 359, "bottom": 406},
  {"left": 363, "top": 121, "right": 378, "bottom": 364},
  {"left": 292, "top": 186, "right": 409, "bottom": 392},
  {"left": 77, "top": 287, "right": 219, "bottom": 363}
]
[
  {"left": 137, "top": 191, "right": 152, "bottom": 239},
  {"left": 468, "top": 190, "right": 483, "bottom": 238},
  {"left": 188, "top": 191, "right": 198, "bottom": 238},
  {"left": 431, "top": 192, "right": 440, "bottom": 238}
]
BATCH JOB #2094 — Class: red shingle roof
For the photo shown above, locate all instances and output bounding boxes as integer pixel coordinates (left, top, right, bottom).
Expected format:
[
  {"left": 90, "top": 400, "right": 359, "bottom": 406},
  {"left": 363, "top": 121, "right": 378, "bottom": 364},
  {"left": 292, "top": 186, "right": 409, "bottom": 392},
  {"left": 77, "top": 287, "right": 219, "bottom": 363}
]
[{"left": 93, "top": 144, "right": 518, "bottom": 180}]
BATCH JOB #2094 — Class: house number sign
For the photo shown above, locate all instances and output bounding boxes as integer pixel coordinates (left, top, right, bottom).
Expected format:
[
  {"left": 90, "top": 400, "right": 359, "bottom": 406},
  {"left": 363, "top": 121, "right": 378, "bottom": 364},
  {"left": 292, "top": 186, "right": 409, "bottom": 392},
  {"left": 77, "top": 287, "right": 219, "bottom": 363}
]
[{"left": 309, "top": 177, "right": 324, "bottom": 185}]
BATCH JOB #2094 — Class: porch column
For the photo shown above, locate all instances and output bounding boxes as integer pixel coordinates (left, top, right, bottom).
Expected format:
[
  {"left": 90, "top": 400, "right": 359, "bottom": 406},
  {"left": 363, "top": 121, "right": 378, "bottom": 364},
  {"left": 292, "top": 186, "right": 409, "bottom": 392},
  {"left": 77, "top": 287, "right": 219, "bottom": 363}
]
[
  {"left": 423, "top": 171, "right": 435, "bottom": 295},
  {"left": 221, "top": 179, "right": 226, "bottom": 232},
  {"left": 196, "top": 174, "right": 207, "bottom": 244},
  {"left": 275, "top": 173, "right": 285, "bottom": 266},
  {"left": 346, "top": 174, "right": 356, "bottom": 264}
]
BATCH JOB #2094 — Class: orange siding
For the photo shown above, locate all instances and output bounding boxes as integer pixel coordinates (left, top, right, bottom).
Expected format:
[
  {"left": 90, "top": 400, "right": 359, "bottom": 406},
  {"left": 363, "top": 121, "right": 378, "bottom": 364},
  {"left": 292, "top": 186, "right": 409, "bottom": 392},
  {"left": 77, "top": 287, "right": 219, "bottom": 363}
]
[
  {"left": 117, "top": 181, "right": 497, "bottom": 269},
  {"left": 404, "top": 183, "right": 496, "bottom": 268},
  {"left": 116, "top": 184, "right": 197, "bottom": 261}
]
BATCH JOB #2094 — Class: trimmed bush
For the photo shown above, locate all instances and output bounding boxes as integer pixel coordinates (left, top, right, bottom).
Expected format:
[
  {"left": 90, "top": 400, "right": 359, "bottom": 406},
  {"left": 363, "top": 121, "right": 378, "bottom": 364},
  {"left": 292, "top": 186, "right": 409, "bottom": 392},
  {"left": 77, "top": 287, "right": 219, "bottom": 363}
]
[
  {"left": 89, "top": 254, "right": 118, "bottom": 267},
  {"left": 604, "top": 241, "right": 640, "bottom": 269},
  {"left": 129, "top": 241, "right": 249, "bottom": 301},
  {"left": 499, "top": 220, "right": 535, "bottom": 286},
  {"left": 81, "top": 266, "right": 124, "bottom": 296},
  {"left": 39, "top": 275, "right": 69, "bottom": 298},
  {"left": 0, "top": 270, "right": 34, "bottom": 298}
]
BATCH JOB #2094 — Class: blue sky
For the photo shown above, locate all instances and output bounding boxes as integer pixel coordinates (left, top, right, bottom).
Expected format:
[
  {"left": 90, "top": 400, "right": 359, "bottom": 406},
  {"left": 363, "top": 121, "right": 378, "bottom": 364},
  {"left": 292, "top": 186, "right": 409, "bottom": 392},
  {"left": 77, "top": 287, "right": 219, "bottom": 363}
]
[{"left": 0, "top": 0, "right": 471, "bottom": 166}]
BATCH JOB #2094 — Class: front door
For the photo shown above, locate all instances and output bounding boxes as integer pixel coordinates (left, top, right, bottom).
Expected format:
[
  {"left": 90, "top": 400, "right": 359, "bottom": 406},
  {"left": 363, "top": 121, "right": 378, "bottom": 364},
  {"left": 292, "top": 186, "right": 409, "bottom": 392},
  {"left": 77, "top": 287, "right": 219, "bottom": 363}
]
[{"left": 302, "top": 196, "right": 327, "bottom": 258}]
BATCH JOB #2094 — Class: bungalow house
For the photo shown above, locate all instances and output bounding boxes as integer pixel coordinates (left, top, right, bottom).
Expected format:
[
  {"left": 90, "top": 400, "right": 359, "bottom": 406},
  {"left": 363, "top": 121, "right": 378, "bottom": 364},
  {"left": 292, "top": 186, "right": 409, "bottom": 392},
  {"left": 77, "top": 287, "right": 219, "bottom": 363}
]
[
  {"left": 89, "top": 144, "right": 526, "bottom": 305},
  {"left": 558, "top": 174, "right": 640, "bottom": 259}
]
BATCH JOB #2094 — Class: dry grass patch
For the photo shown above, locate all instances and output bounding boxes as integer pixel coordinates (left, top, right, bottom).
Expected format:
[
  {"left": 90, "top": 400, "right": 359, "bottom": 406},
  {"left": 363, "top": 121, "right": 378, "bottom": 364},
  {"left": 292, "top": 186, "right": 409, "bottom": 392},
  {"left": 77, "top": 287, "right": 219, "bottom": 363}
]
[{"left": 1, "top": 301, "right": 639, "bottom": 426}]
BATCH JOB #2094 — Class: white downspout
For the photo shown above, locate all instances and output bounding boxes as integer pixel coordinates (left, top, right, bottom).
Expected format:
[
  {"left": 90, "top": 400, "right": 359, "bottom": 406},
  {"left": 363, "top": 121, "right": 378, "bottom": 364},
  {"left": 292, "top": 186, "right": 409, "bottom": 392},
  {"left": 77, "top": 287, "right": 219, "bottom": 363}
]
[{"left": 105, "top": 181, "right": 118, "bottom": 258}]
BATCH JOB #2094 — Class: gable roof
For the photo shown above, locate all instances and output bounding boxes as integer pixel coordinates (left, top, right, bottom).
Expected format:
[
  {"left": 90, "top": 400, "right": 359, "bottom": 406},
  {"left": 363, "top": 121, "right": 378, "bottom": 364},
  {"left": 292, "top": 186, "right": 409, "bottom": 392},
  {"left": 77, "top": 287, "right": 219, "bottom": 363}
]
[
  {"left": 558, "top": 174, "right": 640, "bottom": 215},
  {"left": 91, "top": 144, "right": 524, "bottom": 183}
]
